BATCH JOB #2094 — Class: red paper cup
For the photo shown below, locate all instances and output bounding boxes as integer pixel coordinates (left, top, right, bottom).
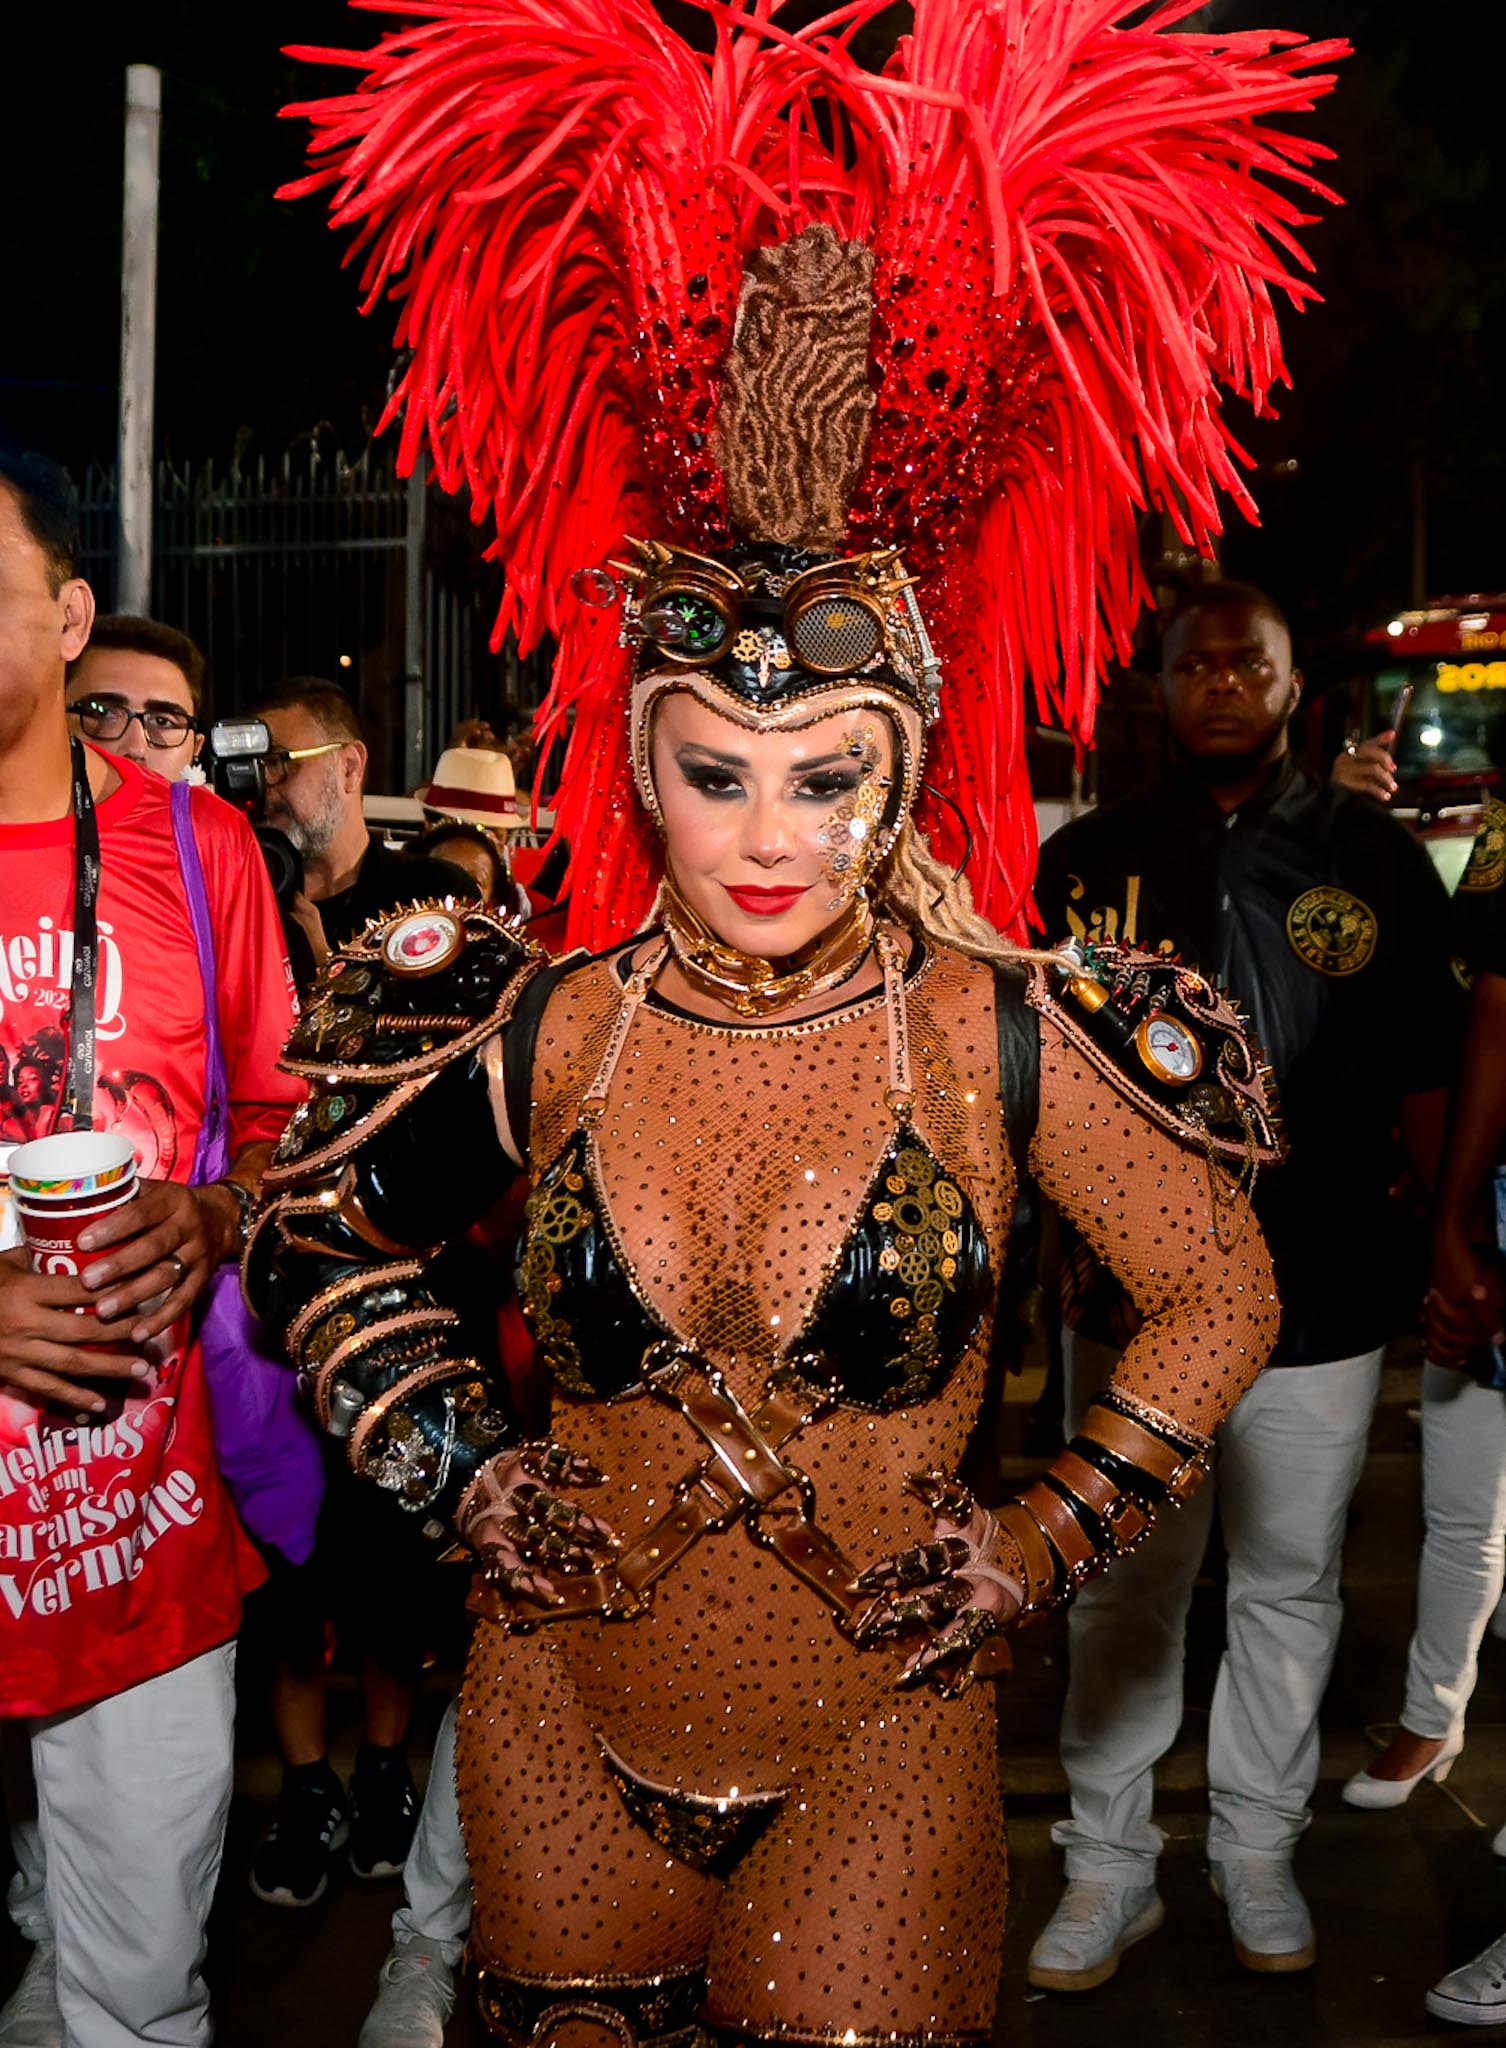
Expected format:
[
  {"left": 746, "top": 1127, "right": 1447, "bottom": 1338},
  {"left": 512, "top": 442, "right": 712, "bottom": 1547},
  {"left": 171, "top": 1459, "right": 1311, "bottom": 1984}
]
[
  {"left": 16, "top": 1181, "right": 140, "bottom": 1292},
  {"left": 16, "top": 1179, "right": 145, "bottom": 1418}
]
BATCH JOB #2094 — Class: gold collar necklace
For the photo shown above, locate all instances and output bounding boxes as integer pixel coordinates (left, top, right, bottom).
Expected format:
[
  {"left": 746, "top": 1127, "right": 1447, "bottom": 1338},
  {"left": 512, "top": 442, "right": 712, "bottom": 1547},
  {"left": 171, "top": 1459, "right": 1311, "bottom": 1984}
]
[{"left": 659, "top": 875, "right": 877, "bottom": 1020}]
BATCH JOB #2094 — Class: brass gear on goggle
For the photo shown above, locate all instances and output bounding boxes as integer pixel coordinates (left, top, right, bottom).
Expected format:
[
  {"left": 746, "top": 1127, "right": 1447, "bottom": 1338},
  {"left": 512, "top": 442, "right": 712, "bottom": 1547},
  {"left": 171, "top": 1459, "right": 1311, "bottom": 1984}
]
[{"left": 610, "top": 538, "right": 916, "bottom": 679}]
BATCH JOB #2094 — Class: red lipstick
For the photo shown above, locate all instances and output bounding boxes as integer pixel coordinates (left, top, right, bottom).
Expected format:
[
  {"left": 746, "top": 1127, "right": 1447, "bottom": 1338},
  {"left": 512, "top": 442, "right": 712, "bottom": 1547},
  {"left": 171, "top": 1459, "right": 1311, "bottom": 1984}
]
[{"left": 724, "top": 884, "right": 810, "bottom": 917}]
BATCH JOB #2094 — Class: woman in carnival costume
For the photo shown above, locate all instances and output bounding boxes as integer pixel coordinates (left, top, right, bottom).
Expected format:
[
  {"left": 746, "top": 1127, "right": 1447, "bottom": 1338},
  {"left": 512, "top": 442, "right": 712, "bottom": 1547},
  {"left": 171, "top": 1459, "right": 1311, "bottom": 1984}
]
[{"left": 249, "top": 2, "right": 1343, "bottom": 2040}]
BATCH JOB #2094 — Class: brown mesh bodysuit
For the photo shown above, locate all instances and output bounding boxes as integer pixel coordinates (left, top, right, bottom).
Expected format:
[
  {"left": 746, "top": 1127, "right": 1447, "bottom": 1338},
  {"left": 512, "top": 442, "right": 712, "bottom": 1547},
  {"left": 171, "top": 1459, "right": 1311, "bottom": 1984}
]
[{"left": 457, "top": 935, "right": 1278, "bottom": 2044}]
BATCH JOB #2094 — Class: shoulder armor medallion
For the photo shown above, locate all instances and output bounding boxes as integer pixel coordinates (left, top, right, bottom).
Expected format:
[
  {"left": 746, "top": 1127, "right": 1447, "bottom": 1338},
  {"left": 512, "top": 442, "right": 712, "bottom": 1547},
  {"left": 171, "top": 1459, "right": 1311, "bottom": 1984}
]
[{"left": 1028, "top": 940, "right": 1284, "bottom": 1167}]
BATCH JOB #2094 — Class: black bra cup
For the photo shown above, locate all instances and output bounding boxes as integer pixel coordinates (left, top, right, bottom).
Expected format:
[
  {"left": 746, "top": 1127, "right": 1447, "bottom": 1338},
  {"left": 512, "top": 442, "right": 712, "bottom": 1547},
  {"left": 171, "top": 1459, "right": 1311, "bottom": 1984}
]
[
  {"left": 518, "top": 1126, "right": 991, "bottom": 1410},
  {"left": 516, "top": 1128, "right": 668, "bottom": 1400},
  {"left": 797, "top": 1130, "right": 992, "bottom": 1412}
]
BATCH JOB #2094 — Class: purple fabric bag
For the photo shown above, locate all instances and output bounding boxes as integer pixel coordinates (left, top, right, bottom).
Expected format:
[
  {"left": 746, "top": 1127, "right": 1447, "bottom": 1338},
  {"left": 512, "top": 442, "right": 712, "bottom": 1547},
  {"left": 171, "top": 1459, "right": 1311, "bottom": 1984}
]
[{"left": 171, "top": 780, "right": 325, "bottom": 1565}]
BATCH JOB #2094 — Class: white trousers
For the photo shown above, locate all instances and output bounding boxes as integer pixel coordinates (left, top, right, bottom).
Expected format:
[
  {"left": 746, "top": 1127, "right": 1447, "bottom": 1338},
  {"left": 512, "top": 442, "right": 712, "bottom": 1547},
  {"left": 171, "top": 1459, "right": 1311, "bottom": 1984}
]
[
  {"left": 3, "top": 1643, "right": 236, "bottom": 2048},
  {"left": 1053, "top": 1337, "right": 1381, "bottom": 1879},
  {"left": 391, "top": 1694, "right": 471, "bottom": 1968},
  {"left": 1398, "top": 1362, "right": 1506, "bottom": 1740}
]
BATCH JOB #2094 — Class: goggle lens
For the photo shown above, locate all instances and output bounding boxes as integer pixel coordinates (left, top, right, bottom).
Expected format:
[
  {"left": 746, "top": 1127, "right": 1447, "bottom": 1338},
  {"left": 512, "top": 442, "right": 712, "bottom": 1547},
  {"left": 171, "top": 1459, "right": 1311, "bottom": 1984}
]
[
  {"left": 785, "top": 596, "right": 885, "bottom": 676},
  {"left": 644, "top": 592, "right": 730, "bottom": 659}
]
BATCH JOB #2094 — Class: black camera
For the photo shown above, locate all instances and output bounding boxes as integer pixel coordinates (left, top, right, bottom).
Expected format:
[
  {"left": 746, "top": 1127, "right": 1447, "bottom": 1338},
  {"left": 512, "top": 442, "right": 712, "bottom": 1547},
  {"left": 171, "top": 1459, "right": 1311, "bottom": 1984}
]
[{"left": 207, "top": 718, "right": 305, "bottom": 908}]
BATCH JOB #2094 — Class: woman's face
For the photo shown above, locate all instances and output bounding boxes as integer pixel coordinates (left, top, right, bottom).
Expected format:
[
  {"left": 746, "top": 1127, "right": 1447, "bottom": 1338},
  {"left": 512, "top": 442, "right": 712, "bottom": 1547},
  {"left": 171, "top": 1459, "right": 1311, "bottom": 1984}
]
[{"left": 650, "top": 691, "right": 897, "bottom": 958}]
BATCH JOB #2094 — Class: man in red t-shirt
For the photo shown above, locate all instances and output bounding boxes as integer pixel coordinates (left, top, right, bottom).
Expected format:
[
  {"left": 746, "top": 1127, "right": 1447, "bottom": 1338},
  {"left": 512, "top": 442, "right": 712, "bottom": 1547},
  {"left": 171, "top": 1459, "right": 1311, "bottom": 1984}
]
[{"left": 0, "top": 451, "right": 301, "bottom": 2048}]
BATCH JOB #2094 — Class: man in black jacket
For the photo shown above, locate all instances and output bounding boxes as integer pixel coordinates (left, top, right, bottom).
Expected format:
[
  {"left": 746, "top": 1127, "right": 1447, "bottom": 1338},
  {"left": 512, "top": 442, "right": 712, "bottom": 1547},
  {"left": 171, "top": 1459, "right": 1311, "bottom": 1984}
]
[{"left": 1027, "top": 581, "right": 1458, "bottom": 1987}]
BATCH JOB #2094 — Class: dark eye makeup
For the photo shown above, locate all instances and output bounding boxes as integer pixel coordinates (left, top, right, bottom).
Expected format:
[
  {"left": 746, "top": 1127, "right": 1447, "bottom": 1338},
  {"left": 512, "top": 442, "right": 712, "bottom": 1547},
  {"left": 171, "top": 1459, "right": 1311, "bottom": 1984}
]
[
  {"left": 797, "top": 770, "right": 864, "bottom": 800},
  {"left": 676, "top": 757, "right": 865, "bottom": 803},
  {"left": 678, "top": 762, "right": 745, "bottom": 798}
]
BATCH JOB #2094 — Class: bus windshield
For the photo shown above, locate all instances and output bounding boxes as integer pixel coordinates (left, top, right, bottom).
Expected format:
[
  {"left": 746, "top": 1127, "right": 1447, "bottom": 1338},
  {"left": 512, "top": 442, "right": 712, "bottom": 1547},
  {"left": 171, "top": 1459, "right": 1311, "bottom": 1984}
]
[{"left": 1378, "top": 657, "right": 1506, "bottom": 780}]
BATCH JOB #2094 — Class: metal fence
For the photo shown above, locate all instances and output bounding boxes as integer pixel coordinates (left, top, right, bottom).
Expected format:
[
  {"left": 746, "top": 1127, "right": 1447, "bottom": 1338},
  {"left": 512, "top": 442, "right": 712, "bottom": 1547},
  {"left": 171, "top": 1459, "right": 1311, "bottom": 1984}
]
[{"left": 77, "top": 436, "right": 544, "bottom": 794}]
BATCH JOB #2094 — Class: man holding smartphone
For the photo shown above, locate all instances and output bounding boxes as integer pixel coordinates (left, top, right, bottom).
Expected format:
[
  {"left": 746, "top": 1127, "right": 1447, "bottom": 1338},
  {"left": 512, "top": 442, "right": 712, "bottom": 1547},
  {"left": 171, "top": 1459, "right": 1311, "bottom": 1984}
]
[{"left": 1026, "top": 579, "right": 1459, "bottom": 1989}]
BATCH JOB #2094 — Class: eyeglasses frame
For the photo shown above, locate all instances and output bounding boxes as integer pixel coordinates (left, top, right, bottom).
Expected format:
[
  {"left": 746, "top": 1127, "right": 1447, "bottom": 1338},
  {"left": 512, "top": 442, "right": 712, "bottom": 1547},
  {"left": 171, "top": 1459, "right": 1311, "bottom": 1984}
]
[
  {"left": 69, "top": 698, "right": 200, "bottom": 749},
  {"left": 263, "top": 739, "right": 349, "bottom": 785}
]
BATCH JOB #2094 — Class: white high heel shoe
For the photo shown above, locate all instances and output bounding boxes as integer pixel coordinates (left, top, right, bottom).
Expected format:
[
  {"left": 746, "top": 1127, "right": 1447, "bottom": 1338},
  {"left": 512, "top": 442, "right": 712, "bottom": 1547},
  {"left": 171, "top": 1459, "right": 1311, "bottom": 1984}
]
[{"left": 1342, "top": 1738, "right": 1462, "bottom": 1810}]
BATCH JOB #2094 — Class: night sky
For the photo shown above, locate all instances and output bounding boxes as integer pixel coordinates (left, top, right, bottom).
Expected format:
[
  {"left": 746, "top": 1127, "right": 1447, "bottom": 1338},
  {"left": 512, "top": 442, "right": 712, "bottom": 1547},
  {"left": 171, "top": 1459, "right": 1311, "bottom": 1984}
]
[{"left": 5, "top": 0, "right": 1503, "bottom": 658}]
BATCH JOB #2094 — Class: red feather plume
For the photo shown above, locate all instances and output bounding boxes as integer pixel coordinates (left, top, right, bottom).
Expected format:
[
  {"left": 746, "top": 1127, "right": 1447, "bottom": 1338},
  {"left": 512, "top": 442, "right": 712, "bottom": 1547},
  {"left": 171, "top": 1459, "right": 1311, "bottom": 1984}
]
[{"left": 280, "top": 0, "right": 1345, "bottom": 947}]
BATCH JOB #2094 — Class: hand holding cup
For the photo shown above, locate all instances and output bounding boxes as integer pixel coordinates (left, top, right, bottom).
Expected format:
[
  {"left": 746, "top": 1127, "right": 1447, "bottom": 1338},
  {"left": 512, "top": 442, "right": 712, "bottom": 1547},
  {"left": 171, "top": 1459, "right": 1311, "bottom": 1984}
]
[{"left": 2, "top": 1133, "right": 152, "bottom": 1413}]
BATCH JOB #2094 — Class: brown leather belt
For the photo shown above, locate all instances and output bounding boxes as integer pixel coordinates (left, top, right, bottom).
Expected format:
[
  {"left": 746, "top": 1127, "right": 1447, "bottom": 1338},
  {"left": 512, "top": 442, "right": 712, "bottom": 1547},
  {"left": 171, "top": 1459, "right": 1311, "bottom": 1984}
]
[{"left": 470, "top": 1349, "right": 870, "bottom": 1630}]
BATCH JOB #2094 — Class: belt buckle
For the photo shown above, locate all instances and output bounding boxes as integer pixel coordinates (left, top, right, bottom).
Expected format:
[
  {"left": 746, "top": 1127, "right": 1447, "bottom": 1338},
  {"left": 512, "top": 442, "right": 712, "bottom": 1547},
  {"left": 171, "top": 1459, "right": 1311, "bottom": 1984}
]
[
  {"left": 641, "top": 1341, "right": 707, "bottom": 1404},
  {"left": 1102, "top": 1492, "right": 1148, "bottom": 1555},
  {"left": 1165, "top": 1452, "right": 1207, "bottom": 1506}
]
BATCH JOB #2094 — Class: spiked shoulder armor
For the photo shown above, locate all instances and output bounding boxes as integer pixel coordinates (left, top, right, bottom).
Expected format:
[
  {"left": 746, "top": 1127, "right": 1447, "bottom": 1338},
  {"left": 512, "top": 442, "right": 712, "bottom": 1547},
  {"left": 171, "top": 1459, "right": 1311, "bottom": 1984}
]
[
  {"left": 245, "top": 902, "right": 550, "bottom": 1536},
  {"left": 1027, "top": 940, "right": 1284, "bottom": 1169},
  {"left": 269, "top": 902, "right": 545, "bottom": 1182}
]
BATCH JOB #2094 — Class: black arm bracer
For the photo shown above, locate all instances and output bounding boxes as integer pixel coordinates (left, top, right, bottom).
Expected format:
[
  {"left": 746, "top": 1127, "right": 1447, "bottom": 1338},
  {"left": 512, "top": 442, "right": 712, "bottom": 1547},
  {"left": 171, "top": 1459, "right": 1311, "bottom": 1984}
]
[{"left": 244, "top": 902, "right": 549, "bottom": 1539}]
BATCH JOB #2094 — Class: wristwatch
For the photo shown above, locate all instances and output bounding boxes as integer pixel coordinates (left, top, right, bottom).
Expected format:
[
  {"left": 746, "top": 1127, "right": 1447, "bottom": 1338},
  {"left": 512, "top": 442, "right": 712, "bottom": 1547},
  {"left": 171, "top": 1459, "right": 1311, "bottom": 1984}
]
[{"left": 213, "top": 1177, "right": 256, "bottom": 1259}]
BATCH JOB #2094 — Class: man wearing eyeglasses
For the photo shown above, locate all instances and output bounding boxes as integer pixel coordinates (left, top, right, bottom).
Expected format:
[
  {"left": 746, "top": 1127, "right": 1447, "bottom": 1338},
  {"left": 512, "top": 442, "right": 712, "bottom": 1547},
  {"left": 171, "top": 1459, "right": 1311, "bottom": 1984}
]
[
  {"left": 64, "top": 616, "right": 205, "bottom": 784},
  {"left": 250, "top": 679, "right": 475, "bottom": 954}
]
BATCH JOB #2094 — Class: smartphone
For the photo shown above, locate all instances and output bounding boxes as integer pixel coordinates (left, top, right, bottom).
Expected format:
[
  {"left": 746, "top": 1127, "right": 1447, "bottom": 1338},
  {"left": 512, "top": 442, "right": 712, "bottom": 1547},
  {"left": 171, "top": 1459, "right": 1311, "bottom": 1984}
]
[{"left": 1384, "top": 681, "right": 1414, "bottom": 744}]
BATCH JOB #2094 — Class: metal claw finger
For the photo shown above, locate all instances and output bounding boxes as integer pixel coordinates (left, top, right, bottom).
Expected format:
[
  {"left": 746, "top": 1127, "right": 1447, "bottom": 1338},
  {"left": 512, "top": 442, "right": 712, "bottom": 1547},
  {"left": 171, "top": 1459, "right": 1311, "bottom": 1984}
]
[
  {"left": 852, "top": 1536, "right": 970, "bottom": 1594},
  {"left": 905, "top": 1471, "right": 976, "bottom": 1521},
  {"left": 520, "top": 1441, "right": 606, "bottom": 1488},
  {"left": 855, "top": 1582, "right": 962, "bottom": 1644},
  {"left": 898, "top": 1608, "right": 998, "bottom": 1692},
  {"left": 489, "top": 1560, "right": 552, "bottom": 1601}
]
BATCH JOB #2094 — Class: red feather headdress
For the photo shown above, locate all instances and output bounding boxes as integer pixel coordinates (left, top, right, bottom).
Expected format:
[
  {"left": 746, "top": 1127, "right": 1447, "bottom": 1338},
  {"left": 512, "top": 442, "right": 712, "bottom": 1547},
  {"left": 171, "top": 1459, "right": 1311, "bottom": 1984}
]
[{"left": 281, "top": 0, "right": 1345, "bottom": 947}]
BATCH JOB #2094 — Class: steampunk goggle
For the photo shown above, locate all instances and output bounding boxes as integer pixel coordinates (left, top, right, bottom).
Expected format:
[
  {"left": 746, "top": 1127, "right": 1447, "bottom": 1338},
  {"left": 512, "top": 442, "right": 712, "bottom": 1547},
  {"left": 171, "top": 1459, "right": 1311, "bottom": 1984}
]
[{"left": 586, "top": 540, "right": 936, "bottom": 690}]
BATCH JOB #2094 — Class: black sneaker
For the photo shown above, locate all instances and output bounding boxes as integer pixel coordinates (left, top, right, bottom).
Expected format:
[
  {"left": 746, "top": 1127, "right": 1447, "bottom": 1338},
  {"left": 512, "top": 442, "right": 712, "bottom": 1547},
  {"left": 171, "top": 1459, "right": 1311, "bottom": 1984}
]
[
  {"left": 348, "top": 1754, "right": 418, "bottom": 1881},
  {"left": 249, "top": 1764, "right": 348, "bottom": 1907}
]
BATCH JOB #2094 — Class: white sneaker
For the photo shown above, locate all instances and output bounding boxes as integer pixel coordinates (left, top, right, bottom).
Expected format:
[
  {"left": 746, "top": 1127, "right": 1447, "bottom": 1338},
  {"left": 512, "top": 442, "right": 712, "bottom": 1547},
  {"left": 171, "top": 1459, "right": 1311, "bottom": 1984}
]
[
  {"left": 1027, "top": 1879, "right": 1165, "bottom": 1991},
  {"left": 1209, "top": 1853, "right": 1316, "bottom": 1972},
  {"left": 357, "top": 1938, "right": 458, "bottom": 2048},
  {"left": 0, "top": 1942, "right": 62, "bottom": 2048},
  {"left": 1428, "top": 1929, "right": 1506, "bottom": 2026}
]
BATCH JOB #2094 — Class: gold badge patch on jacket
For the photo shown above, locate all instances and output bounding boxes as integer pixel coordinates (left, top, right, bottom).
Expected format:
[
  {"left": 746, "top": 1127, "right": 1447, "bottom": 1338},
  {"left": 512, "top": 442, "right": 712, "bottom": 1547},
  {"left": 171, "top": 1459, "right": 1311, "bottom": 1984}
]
[
  {"left": 1458, "top": 799, "right": 1506, "bottom": 894},
  {"left": 1286, "top": 886, "right": 1378, "bottom": 976}
]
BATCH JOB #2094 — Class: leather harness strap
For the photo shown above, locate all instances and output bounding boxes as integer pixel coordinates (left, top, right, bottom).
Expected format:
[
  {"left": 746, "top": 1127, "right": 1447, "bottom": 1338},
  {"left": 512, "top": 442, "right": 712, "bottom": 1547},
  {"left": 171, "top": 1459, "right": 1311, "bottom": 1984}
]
[
  {"left": 470, "top": 1353, "right": 869, "bottom": 1629},
  {"left": 1076, "top": 1404, "right": 1210, "bottom": 1504},
  {"left": 472, "top": 926, "right": 922, "bottom": 1633}
]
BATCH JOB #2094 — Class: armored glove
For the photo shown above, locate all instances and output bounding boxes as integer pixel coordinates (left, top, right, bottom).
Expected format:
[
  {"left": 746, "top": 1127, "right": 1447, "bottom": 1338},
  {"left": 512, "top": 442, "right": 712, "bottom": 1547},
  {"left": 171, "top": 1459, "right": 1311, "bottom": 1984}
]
[
  {"left": 852, "top": 1473, "right": 1022, "bottom": 1697},
  {"left": 459, "top": 1440, "right": 618, "bottom": 1608}
]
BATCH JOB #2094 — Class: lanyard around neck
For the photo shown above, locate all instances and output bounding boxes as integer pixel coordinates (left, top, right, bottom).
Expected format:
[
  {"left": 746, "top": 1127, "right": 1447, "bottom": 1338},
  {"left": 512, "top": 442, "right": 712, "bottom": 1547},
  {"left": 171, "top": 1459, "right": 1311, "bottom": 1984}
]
[{"left": 59, "top": 737, "right": 102, "bottom": 1132}]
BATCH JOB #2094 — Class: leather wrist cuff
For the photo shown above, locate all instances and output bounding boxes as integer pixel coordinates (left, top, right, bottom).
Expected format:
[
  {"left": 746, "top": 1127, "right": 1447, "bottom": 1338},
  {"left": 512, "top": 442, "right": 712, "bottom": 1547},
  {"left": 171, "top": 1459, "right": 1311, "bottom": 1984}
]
[
  {"left": 1076, "top": 1394, "right": 1212, "bottom": 1507},
  {"left": 1000, "top": 1395, "right": 1213, "bottom": 1619}
]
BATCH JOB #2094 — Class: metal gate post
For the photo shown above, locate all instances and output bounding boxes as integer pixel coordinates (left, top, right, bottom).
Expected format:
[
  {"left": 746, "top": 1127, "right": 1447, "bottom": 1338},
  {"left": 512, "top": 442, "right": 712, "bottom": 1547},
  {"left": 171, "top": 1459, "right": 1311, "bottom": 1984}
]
[{"left": 403, "top": 455, "right": 427, "bottom": 792}]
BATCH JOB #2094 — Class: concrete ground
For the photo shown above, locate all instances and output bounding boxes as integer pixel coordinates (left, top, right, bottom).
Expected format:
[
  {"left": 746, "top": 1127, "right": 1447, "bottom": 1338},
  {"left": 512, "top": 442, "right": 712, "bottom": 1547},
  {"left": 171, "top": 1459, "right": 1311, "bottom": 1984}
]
[{"left": 7, "top": 1344, "right": 1506, "bottom": 2045}]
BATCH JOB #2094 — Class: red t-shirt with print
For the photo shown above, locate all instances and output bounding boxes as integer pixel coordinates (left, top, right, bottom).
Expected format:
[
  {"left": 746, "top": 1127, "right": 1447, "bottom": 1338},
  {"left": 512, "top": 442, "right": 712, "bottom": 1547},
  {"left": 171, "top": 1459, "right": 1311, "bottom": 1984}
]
[{"left": 0, "top": 751, "right": 302, "bottom": 1715}]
